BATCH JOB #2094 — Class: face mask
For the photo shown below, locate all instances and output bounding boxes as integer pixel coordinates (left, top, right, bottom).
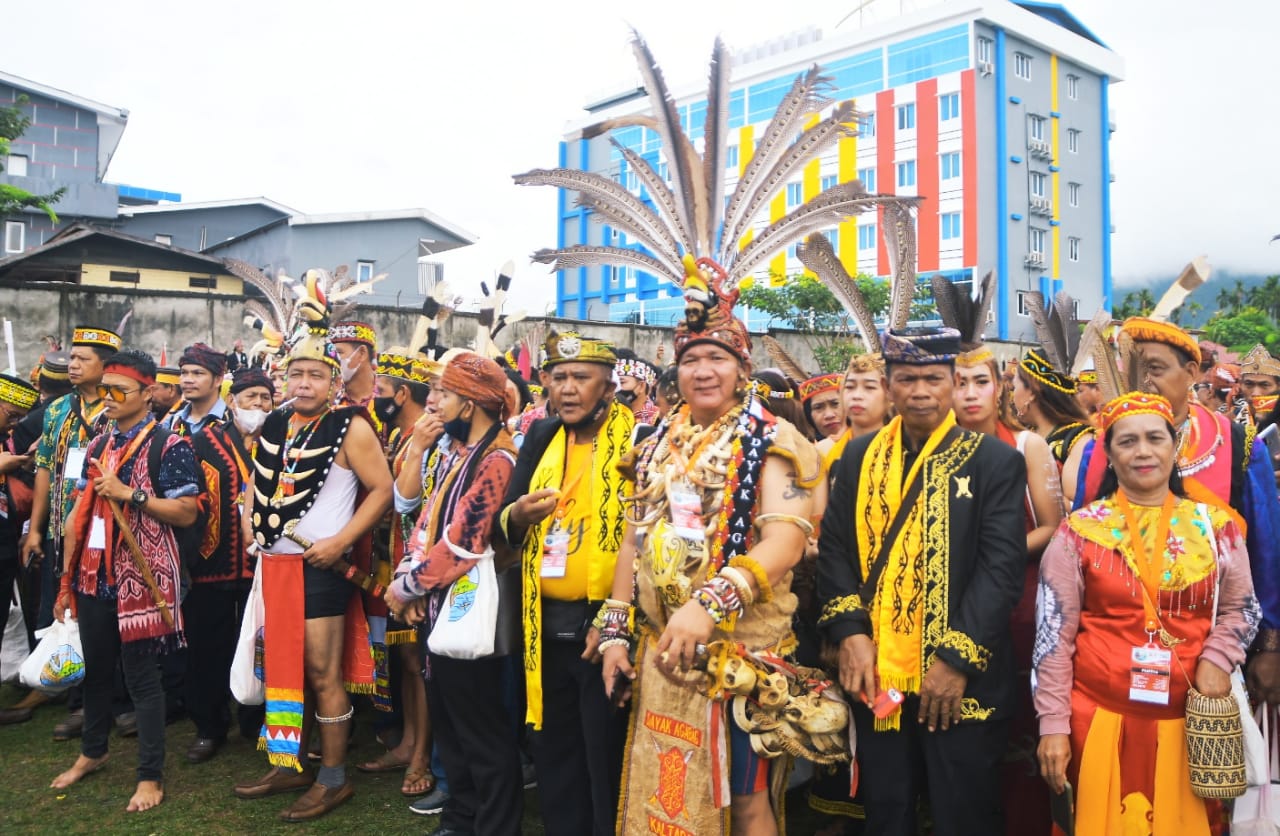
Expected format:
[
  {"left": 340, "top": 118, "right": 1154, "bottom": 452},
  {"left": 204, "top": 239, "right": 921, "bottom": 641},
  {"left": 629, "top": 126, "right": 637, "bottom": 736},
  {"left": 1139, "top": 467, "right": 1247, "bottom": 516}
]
[
  {"left": 442, "top": 415, "right": 471, "bottom": 441},
  {"left": 615, "top": 389, "right": 638, "bottom": 407},
  {"left": 563, "top": 397, "right": 610, "bottom": 431},
  {"left": 233, "top": 407, "right": 269, "bottom": 435},
  {"left": 339, "top": 351, "right": 361, "bottom": 383},
  {"left": 373, "top": 395, "right": 400, "bottom": 423}
]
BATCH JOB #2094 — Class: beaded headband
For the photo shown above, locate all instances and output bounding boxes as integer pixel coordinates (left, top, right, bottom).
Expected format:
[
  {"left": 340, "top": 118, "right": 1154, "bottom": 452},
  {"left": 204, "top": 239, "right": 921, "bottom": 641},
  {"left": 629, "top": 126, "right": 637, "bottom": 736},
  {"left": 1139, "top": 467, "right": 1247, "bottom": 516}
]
[
  {"left": 329, "top": 321, "right": 377, "bottom": 350},
  {"left": 748, "top": 379, "right": 794, "bottom": 400},
  {"left": 0, "top": 373, "right": 38, "bottom": 410},
  {"left": 956, "top": 346, "right": 995, "bottom": 368},
  {"left": 72, "top": 327, "right": 122, "bottom": 352},
  {"left": 615, "top": 358, "right": 657, "bottom": 386},
  {"left": 1098, "top": 391, "right": 1174, "bottom": 433},
  {"left": 1020, "top": 348, "right": 1077, "bottom": 395},
  {"left": 376, "top": 352, "right": 432, "bottom": 385},
  {"left": 799, "top": 373, "right": 841, "bottom": 403},
  {"left": 1120, "top": 316, "right": 1201, "bottom": 365},
  {"left": 1076, "top": 370, "right": 1098, "bottom": 385}
]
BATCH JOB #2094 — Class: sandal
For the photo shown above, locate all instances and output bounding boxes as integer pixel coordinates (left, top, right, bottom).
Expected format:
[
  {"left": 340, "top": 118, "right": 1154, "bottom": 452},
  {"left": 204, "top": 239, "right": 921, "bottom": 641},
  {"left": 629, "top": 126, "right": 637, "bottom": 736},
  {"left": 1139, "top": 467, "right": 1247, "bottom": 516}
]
[
  {"left": 356, "top": 751, "right": 410, "bottom": 773},
  {"left": 401, "top": 767, "right": 435, "bottom": 798}
]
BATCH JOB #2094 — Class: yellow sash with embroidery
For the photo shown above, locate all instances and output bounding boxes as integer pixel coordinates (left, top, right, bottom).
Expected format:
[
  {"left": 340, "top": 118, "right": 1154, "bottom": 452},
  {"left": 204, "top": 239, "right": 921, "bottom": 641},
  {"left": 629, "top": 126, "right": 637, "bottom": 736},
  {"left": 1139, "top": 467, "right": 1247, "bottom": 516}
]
[
  {"left": 521, "top": 402, "right": 633, "bottom": 729},
  {"left": 855, "top": 412, "right": 956, "bottom": 724}
]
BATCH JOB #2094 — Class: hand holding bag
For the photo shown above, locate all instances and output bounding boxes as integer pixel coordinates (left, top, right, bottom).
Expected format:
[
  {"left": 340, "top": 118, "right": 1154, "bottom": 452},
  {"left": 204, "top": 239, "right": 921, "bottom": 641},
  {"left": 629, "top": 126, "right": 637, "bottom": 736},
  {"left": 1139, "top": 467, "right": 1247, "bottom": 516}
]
[{"left": 18, "top": 612, "right": 84, "bottom": 695}]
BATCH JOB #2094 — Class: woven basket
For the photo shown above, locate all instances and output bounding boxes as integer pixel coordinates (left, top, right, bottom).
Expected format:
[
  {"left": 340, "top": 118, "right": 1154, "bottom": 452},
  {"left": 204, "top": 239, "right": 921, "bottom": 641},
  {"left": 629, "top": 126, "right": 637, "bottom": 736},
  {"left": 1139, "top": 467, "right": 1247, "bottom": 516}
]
[{"left": 1184, "top": 686, "right": 1246, "bottom": 799}]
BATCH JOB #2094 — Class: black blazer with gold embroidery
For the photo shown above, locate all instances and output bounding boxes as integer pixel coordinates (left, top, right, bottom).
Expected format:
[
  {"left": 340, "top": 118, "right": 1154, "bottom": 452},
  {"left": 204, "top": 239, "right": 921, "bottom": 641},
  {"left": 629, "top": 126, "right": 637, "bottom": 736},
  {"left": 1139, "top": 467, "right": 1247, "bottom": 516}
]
[{"left": 816, "top": 425, "right": 1028, "bottom": 720}]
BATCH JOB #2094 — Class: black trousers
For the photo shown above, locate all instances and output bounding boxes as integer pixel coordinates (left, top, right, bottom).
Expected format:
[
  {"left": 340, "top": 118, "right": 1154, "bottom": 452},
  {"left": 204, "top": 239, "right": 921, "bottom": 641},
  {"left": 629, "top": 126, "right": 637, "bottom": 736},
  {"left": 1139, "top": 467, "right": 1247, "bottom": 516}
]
[
  {"left": 77, "top": 593, "right": 166, "bottom": 781},
  {"left": 853, "top": 697, "right": 1007, "bottom": 836},
  {"left": 182, "top": 582, "right": 252, "bottom": 739},
  {"left": 427, "top": 653, "right": 523, "bottom": 836},
  {"left": 0, "top": 558, "right": 32, "bottom": 659},
  {"left": 531, "top": 639, "right": 626, "bottom": 836}
]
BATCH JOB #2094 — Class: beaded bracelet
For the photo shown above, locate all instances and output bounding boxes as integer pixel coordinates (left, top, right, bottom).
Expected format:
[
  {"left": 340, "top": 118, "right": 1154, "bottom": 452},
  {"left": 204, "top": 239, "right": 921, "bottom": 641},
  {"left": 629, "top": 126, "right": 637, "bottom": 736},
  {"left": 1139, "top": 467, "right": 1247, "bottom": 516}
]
[
  {"left": 593, "top": 598, "right": 634, "bottom": 631},
  {"left": 693, "top": 575, "right": 745, "bottom": 629},
  {"left": 598, "top": 637, "right": 631, "bottom": 654}
]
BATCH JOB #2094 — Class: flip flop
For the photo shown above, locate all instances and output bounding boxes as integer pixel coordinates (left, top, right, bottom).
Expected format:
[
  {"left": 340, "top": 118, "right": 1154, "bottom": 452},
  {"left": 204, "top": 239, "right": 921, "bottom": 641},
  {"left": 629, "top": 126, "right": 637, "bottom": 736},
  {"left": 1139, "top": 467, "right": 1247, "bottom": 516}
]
[
  {"left": 401, "top": 768, "right": 435, "bottom": 798},
  {"left": 356, "top": 751, "right": 410, "bottom": 773}
]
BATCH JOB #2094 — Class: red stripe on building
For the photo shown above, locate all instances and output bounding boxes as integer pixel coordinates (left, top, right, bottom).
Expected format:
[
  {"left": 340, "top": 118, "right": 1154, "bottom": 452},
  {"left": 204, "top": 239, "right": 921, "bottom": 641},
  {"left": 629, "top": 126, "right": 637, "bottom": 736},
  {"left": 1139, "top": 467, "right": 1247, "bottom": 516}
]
[
  {"left": 961, "top": 69, "right": 979, "bottom": 267},
  {"left": 916, "top": 78, "right": 939, "bottom": 273},
  {"left": 876, "top": 89, "right": 894, "bottom": 277}
]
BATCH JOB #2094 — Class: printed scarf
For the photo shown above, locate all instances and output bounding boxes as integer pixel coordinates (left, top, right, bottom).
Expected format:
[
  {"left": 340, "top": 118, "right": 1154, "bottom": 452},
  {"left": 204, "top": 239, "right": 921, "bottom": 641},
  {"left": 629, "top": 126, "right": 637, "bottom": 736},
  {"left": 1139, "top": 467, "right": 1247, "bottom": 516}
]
[
  {"left": 522, "top": 401, "right": 632, "bottom": 729},
  {"left": 258, "top": 552, "right": 306, "bottom": 771},
  {"left": 855, "top": 412, "right": 956, "bottom": 727}
]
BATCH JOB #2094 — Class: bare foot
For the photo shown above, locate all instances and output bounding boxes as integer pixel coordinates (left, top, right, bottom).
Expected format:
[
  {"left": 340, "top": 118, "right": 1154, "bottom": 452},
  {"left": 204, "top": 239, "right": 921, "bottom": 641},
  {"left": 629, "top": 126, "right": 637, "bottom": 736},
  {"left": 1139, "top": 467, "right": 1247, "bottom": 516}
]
[
  {"left": 126, "top": 780, "right": 164, "bottom": 812},
  {"left": 50, "top": 754, "right": 109, "bottom": 789}
]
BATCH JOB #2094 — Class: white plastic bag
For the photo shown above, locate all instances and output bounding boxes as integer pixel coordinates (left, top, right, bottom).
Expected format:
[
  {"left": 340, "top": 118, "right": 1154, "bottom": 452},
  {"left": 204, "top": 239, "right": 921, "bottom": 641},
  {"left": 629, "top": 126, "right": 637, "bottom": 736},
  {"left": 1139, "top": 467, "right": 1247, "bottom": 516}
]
[
  {"left": 229, "top": 560, "right": 265, "bottom": 705},
  {"left": 1234, "top": 704, "right": 1280, "bottom": 835},
  {"left": 1238, "top": 668, "right": 1269, "bottom": 786},
  {"left": 1, "top": 582, "right": 28, "bottom": 683},
  {"left": 427, "top": 557, "right": 498, "bottom": 660},
  {"left": 18, "top": 613, "right": 84, "bottom": 694}
]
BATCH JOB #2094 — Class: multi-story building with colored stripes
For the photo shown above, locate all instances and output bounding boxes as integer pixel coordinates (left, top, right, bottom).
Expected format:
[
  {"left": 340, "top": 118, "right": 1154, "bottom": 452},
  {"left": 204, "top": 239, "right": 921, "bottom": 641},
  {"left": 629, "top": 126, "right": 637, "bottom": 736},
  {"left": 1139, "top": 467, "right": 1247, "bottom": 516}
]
[{"left": 550, "top": 0, "right": 1123, "bottom": 341}]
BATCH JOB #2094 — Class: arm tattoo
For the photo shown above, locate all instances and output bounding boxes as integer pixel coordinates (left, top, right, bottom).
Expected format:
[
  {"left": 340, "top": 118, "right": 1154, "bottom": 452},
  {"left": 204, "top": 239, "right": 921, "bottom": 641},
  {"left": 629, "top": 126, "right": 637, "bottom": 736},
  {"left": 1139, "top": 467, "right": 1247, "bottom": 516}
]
[{"left": 782, "top": 471, "right": 811, "bottom": 501}]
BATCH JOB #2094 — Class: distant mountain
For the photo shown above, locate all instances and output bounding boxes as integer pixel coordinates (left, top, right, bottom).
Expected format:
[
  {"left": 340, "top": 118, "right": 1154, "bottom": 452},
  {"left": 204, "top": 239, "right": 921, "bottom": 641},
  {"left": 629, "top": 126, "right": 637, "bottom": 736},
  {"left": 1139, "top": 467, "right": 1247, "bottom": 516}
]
[{"left": 1113, "top": 269, "right": 1275, "bottom": 328}]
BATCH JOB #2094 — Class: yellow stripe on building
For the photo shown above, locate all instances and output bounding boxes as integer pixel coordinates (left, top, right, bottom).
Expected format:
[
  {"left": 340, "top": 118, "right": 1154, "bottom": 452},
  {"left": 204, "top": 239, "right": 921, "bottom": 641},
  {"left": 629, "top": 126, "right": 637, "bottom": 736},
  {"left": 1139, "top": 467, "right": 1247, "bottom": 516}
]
[
  {"left": 1050, "top": 54, "right": 1060, "bottom": 280},
  {"left": 801, "top": 114, "right": 822, "bottom": 279},
  {"left": 838, "top": 100, "right": 859, "bottom": 267},
  {"left": 738, "top": 124, "right": 755, "bottom": 252}
]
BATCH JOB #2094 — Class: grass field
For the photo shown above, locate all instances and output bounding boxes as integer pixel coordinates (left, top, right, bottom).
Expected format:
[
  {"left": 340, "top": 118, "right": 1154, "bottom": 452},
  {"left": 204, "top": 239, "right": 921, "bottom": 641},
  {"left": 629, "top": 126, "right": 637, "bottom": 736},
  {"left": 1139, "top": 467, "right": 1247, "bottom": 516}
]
[{"left": 0, "top": 684, "right": 829, "bottom": 835}]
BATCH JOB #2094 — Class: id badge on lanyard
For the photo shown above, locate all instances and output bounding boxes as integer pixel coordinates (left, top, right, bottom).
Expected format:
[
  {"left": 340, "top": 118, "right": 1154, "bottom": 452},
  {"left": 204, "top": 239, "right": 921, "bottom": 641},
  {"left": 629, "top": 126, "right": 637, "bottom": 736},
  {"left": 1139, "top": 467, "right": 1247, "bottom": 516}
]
[
  {"left": 1129, "top": 641, "right": 1173, "bottom": 705},
  {"left": 542, "top": 524, "right": 570, "bottom": 578},
  {"left": 668, "top": 480, "right": 706, "bottom": 543}
]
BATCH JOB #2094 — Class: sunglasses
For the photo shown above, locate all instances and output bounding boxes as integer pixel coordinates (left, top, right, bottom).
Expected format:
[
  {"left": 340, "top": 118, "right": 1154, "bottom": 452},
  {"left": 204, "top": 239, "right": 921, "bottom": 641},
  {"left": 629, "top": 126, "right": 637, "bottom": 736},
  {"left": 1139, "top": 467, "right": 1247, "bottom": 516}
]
[{"left": 96, "top": 383, "right": 141, "bottom": 403}]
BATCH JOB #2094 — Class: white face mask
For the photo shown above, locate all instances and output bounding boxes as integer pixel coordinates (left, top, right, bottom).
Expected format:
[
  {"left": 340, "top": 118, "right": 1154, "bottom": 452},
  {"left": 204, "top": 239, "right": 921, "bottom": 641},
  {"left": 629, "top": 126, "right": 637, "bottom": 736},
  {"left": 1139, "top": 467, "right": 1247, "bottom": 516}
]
[
  {"left": 339, "top": 351, "right": 361, "bottom": 384},
  {"left": 233, "top": 407, "right": 269, "bottom": 435}
]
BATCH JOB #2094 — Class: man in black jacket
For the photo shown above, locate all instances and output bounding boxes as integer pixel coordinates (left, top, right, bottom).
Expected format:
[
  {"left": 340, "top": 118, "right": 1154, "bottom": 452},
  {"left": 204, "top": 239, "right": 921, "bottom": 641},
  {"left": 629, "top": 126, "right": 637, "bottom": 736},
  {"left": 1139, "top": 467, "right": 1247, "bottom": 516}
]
[
  {"left": 493, "top": 332, "right": 633, "bottom": 836},
  {"left": 817, "top": 327, "right": 1027, "bottom": 836}
]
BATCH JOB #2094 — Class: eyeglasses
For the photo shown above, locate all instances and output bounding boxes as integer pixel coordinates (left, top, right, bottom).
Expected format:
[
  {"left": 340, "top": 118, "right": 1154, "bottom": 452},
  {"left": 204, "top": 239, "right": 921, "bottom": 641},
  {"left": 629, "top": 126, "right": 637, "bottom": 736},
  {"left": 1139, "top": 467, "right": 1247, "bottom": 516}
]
[
  {"left": 96, "top": 383, "right": 140, "bottom": 403},
  {"left": 1193, "top": 383, "right": 1212, "bottom": 392}
]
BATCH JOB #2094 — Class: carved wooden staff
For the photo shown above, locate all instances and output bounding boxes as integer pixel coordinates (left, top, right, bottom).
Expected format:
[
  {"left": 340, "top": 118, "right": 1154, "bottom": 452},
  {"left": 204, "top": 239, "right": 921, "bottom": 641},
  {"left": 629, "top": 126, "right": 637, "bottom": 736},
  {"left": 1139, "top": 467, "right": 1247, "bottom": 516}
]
[{"left": 281, "top": 519, "right": 386, "bottom": 598}]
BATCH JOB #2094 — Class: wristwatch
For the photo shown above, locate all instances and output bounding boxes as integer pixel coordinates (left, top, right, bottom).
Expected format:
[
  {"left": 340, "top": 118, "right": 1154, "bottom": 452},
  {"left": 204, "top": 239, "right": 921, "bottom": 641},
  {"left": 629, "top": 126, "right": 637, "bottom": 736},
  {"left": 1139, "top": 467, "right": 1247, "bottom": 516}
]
[{"left": 131, "top": 488, "right": 149, "bottom": 508}]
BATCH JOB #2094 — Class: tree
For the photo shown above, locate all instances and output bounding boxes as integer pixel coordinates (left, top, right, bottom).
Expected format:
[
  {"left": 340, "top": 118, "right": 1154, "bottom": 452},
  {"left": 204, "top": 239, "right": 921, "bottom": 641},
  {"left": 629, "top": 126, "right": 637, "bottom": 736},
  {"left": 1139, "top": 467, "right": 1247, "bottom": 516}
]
[
  {"left": 1113, "top": 289, "right": 1155, "bottom": 319},
  {"left": 0, "top": 96, "right": 64, "bottom": 222},
  {"left": 1204, "top": 306, "right": 1277, "bottom": 353},
  {"left": 739, "top": 270, "right": 889, "bottom": 374}
]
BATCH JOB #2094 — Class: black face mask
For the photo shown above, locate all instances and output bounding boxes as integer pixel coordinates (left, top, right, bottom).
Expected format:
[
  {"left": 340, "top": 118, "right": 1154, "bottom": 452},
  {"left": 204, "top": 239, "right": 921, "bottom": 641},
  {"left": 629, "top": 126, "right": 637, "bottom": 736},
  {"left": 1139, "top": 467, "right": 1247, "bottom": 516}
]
[
  {"left": 563, "top": 396, "right": 610, "bottom": 431},
  {"left": 373, "top": 395, "right": 400, "bottom": 423},
  {"left": 442, "top": 402, "right": 472, "bottom": 441},
  {"left": 615, "top": 389, "right": 638, "bottom": 407}
]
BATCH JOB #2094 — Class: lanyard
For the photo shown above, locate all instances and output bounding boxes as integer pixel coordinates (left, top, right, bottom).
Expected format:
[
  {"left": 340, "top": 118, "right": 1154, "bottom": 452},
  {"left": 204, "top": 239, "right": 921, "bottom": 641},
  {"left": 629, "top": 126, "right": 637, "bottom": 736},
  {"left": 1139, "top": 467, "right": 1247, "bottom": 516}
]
[{"left": 1114, "top": 489, "right": 1177, "bottom": 641}]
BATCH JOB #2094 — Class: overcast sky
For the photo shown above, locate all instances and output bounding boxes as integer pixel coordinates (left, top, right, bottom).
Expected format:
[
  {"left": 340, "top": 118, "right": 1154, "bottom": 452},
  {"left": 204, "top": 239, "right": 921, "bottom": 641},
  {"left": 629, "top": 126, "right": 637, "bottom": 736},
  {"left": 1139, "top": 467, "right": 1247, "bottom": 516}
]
[{"left": 5, "top": 0, "right": 1278, "bottom": 310}]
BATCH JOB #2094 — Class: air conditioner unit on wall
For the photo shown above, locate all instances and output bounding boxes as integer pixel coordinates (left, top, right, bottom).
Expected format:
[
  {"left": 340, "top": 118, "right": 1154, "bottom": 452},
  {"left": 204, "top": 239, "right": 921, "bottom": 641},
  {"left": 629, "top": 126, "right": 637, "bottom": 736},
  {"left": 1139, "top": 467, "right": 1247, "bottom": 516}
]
[
  {"left": 1024, "top": 252, "right": 1046, "bottom": 268},
  {"left": 979, "top": 60, "right": 993, "bottom": 76}
]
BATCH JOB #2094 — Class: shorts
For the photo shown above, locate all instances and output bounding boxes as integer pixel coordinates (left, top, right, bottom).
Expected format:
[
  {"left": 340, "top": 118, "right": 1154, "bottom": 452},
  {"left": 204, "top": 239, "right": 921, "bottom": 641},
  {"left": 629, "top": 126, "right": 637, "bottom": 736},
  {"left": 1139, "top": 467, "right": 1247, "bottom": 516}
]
[
  {"left": 304, "top": 561, "right": 353, "bottom": 619},
  {"left": 730, "top": 716, "right": 770, "bottom": 796}
]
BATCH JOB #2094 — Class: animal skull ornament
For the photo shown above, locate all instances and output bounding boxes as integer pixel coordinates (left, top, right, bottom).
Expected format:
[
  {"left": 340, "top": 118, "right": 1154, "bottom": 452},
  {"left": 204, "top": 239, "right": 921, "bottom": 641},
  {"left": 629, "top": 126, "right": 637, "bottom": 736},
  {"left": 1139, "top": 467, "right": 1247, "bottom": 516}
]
[
  {"left": 784, "top": 692, "right": 848, "bottom": 735},
  {"left": 756, "top": 672, "right": 790, "bottom": 710}
]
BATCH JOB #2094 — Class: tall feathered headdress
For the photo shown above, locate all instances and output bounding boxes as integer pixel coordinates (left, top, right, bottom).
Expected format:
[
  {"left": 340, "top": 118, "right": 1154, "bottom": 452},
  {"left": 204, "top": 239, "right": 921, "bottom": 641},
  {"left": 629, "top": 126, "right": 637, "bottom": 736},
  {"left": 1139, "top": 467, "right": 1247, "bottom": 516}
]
[
  {"left": 797, "top": 232, "right": 885, "bottom": 354},
  {"left": 473, "top": 261, "right": 528, "bottom": 359},
  {"left": 515, "top": 31, "right": 908, "bottom": 350},
  {"left": 227, "top": 258, "right": 302, "bottom": 365},
  {"left": 932, "top": 271, "right": 997, "bottom": 366}
]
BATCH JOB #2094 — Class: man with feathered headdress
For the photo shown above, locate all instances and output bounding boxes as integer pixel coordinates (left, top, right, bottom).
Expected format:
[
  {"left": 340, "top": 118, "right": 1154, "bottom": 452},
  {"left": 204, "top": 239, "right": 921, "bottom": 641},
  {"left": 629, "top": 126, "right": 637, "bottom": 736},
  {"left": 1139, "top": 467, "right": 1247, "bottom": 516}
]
[{"left": 232, "top": 271, "right": 392, "bottom": 822}]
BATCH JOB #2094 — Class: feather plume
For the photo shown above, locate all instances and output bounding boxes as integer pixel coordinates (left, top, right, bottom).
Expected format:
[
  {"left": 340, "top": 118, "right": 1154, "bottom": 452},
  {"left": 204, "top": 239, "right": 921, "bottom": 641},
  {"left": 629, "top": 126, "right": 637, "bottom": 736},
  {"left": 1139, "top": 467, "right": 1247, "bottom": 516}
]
[
  {"left": 115, "top": 308, "right": 133, "bottom": 336},
  {"left": 515, "top": 168, "right": 681, "bottom": 267},
  {"left": 610, "top": 140, "right": 695, "bottom": 258},
  {"left": 722, "top": 66, "right": 829, "bottom": 255},
  {"left": 532, "top": 246, "right": 682, "bottom": 283},
  {"left": 930, "top": 271, "right": 996, "bottom": 349},
  {"left": 763, "top": 335, "right": 810, "bottom": 381},
  {"left": 1052, "top": 291, "right": 1079, "bottom": 364},
  {"left": 1149, "top": 256, "right": 1211, "bottom": 322},
  {"left": 630, "top": 31, "right": 698, "bottom": 252},
  {"left": 797, "top": 233, "right": 880, "bottom": 353},
  {"left": 720, "top": 101, "right": 858, "bottom": 267},
  {"left": 1024, "top": 291, "right": 1064, "bottom": 370},
  {"left": 881, "top": 201, "right": 920, "bottom": 330},
  {"left": 1117, "top": 330, "right": 1144, "bottom": 393},
  {"left": 726, "top": 182, "right": 880, "bottom": 284},
  {"left": 1073, "top": 309, "right": 1125, "bottom": 403},
  {"left": 704, "top": 37, "right": 731, "bottom": 253}
]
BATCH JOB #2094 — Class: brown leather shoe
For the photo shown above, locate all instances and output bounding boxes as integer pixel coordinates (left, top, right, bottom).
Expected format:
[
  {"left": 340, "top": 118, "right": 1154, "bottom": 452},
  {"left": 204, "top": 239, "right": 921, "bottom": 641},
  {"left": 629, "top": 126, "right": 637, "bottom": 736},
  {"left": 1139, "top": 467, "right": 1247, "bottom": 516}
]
[
  {"left": 278, "top": 782, "right": 354, "bottom": 822},
  {"left": 232, "top": 766, "right": 315, "bottom": 799},
  {"left": 52, "top": 709, "right": 83, "bottom": 741},
  {"left": 0, "top": 707, "right": 32, "bottom": 725},
  {"left": 11, "top": 690, "right": 51, "bottom": 711}
]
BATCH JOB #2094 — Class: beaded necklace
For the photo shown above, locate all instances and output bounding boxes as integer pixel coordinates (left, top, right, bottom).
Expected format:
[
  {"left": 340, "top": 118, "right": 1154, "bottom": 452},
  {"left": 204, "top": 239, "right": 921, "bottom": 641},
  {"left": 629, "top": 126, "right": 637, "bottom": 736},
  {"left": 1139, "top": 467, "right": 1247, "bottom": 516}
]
[{"left": 272, "top": 409, "right": 328, "bottom": 506}]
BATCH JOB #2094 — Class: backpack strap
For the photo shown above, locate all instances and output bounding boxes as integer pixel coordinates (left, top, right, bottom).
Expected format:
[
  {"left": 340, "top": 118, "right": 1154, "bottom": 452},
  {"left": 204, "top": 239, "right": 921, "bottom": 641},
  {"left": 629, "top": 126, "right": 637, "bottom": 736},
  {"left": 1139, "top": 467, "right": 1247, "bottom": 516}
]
[{"left": 147, "top": 423, "right": 172, "bottom": 495}]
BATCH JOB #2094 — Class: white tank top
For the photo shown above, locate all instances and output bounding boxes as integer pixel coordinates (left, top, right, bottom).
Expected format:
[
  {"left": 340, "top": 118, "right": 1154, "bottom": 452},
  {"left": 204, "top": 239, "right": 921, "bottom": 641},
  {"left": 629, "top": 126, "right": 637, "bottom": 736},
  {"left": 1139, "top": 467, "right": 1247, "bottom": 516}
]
[{"left": 266, "top": 463, "right": 359, "bottom": 553}]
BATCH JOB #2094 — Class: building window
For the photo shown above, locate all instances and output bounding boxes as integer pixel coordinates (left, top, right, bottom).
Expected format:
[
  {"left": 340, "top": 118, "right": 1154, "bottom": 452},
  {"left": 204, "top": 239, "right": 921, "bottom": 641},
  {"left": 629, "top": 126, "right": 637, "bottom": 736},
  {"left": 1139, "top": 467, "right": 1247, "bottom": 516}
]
[
  {"left": 1069, "top": 182, "right": 1080, "bottom": 207},
  {"left": 1067, "top": 128, "right": 1080, "bottom": 153},
  {"left": 4, "top": 221, "right": 23, "bottom": 254},
  {"left": 976, "top": 37, "right": 992, "bottom": 64},
  {"left": 154, "top": 234, "right": 172, "bottom": 246},
  {"left": 786, "top": 182, "right": 803, "bottom": 208},
  {"left": 725, "top": 145, "right": 738, "bottom": 170},
  {"left": 896, "top": 160, "right": 916, "bottom": 188},
  {"left": 941, "top": 212, "right": 961, "bottom": 241},
  {"left": 860, "top": 113, "right": 875, "bottom": 138},
  {"left": 858, "top": 167, "right": 876, "bottom": 192},
  {"left": 939, "top": 93, "right": 960, "bottom": 122},
  {"left": 1029, "top": 227, "right": 1046, "bottom": 255},
  {"left": 109, "top": 270, "right": 140, "bottom": 284},
  {"left": 1016, "top": 290, "right": 1032, "bottom": 316},
  {"left": 1028, "top": 115, "right": 1046, "bottom": 142},
  {"left": 823, "top": 229, "right": 838, "bottom": 249},
  {"left": 897, "top": 103, "right": 916, "bottom": 131},
  {"left": 6, "top": 154, "right": 27, "bottom": 177},
  {"left": 858, "top": 224, "right": 877, "bottom": 250},
  {"left": 1067, "top": 74, "right": 1079, "bottom": 100},
  {"left": 1029, "top": 172, "right": 1047, "bottom": 199},
  {"left": 821, "top": 174, "right": 838, "bottom": 192},
  {"left": 1014, "top": 53, "right": 1032, "bottom": 81},
  {"left": 188, "top": 276, "right": 217, "bottom": 289},
  {"left": 1069, "top": 237, "right": 1081, "bottom": 262},
  {"left": 940, "top": 152, "right": 961, "bottom": 180},
  {"left": 357, "top": 260, "right": 374, "bottom": 282}
]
